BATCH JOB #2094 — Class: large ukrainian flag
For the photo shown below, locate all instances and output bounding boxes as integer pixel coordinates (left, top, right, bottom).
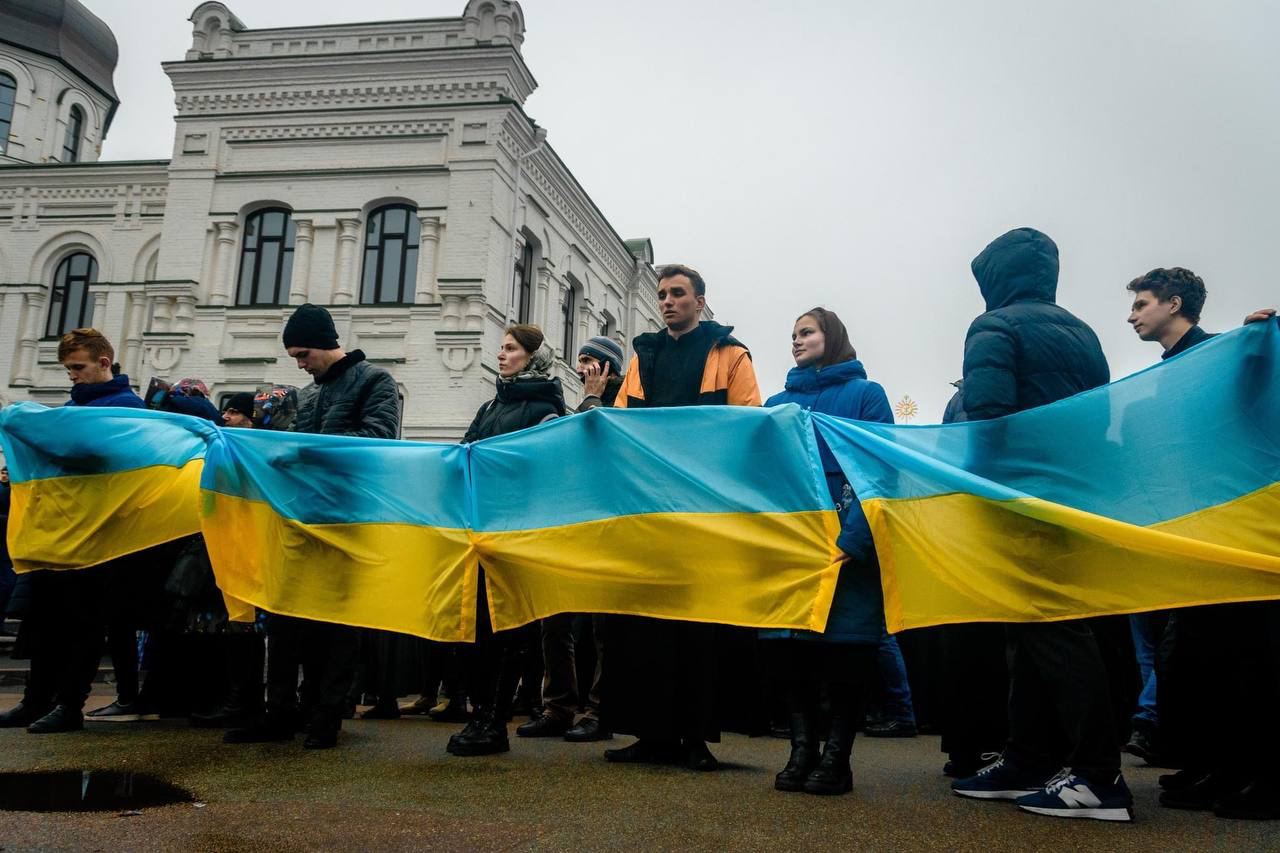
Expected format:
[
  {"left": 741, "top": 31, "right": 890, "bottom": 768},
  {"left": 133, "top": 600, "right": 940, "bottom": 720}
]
[
  {"left": 469, "top": 404, "right": 843, "bottom": 633},
  {"left": 0, "top": 402, "right": 210, "bottom": 572},
  {"left": 199, "top": 428, "right": 478, "bottom": 641},
  {"left": 814, "top": 318, "right": 1280, "bottom": 633}
]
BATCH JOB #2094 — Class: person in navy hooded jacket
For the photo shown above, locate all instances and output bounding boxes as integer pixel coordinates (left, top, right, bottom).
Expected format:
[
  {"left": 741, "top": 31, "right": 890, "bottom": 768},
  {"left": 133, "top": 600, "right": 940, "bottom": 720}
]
[
  {"left": 760, "top": 307, "right": 892, "bottom": 796},
  {"left": 0, "top": 328, "right": 145, "bottom": 734}
]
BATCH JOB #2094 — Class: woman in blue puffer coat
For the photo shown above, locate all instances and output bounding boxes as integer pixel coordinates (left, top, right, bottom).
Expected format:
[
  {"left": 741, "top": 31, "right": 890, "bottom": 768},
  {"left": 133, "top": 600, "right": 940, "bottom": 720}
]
[{"left": 762, "top": 307, "right": 893, "bottom": 796}]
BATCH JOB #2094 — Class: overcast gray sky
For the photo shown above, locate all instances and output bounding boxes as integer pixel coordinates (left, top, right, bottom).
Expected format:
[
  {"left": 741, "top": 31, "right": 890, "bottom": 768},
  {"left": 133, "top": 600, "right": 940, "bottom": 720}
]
[{"left": 93, "top": 0, "right": 1278, "bottom": 421}]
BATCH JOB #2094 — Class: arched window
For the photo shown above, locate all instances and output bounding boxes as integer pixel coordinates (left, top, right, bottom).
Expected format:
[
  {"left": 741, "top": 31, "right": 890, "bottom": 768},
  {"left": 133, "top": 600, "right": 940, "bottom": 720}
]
[
  {"left": 561, "top": 284, "right": 578, "bottom": 356},
  {"left": 513, "top": 241, "right": 534, "bottom": 323},
  {"left": 61, "top": 105, "right": 83, "bottom": 163},
  {"left": 236, "top": 208, "right": 295, "bottom": 306},
  {"left": 46, "top": 252, "right": 97, "bottom": 337},
  {"left": 360, "top": 205, "right": 420, "bottom": 304},
  {"left": 0, "top": 74, "right": 16, "bottom": 155}
]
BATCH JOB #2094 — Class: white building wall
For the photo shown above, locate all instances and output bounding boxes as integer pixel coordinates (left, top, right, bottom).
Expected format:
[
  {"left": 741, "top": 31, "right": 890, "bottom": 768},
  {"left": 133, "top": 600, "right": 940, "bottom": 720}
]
[{"left": 0, "top": 0, "right": 663, "bottom": 435}]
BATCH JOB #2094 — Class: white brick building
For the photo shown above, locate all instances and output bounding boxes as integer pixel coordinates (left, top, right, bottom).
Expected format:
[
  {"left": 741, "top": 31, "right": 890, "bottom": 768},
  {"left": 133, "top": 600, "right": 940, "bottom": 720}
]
[{"left": 0, "top": 0, "right": 664, "bottom": 439}]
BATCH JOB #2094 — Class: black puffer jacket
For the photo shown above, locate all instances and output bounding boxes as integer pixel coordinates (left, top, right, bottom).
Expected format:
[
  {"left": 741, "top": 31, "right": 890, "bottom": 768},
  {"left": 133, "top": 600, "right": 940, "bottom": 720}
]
[
  {"left": 962, "top": 228, "right": 1109, "bottom": 420},
  {"left": 292, "top": 350, "right": 401, "bottom": 438},
  {"left": 463, "top": 375, "right": 566, "bottom": 442}
]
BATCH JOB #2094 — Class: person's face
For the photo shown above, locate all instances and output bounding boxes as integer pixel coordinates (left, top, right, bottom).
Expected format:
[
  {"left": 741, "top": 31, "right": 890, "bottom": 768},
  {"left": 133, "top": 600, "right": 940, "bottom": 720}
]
[
  {"left": 791, "top": 315, "right": 826, "bottom": 367},
  {"left": 657, "top": 275, "right": 705, "bottom": 332},
  {"left": 498, "top": 334, "right": 531, "bottom": 377},
  {"left": 222, "top": 409, "right": 253, "bottom": 428},
  {"left": 60, "top": 348, "right": 113, "bottom": 385},
  {"left": 576, "top": 354, "right": 600, "bottom": 381},
  {"left": 287, "top": 346, "right": 334, "bottom": 379},
  {"left": 1128, "top": 290, "right": 1181, "bottom": 342},
  {"left": 0, "top": 467, "right": 9, "bottom": 486}
]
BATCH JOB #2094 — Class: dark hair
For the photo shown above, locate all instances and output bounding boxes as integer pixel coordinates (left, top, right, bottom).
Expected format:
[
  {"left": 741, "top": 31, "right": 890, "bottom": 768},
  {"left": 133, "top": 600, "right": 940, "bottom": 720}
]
[
  {"left": 58, "top": 328, "right": 115, "bottom": 363},
  {"left": 656, "top": 263, "right": 706, "bottom": 296},
  {"left": 1126, "top": 267, "right": 1207, "bottom": 324},
  {"left": 504, "top": 323, "right": 545, "bottom": 354},
  {"left": 797, "top": 307, "right": 857, "bottom": 367}
]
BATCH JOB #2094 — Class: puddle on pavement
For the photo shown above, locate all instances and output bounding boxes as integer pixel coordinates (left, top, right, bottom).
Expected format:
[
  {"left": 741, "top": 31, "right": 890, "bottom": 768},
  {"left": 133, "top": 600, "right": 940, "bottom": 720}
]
[{"left": 0, "top": 771, "right": 194, "bottom": 812}]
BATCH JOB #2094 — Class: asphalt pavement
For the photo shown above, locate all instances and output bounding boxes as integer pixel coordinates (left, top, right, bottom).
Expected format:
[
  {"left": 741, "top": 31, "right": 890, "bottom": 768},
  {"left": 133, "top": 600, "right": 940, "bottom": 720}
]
[{"left": 0, "top": 691, "right": 1275, "bottom": 851}]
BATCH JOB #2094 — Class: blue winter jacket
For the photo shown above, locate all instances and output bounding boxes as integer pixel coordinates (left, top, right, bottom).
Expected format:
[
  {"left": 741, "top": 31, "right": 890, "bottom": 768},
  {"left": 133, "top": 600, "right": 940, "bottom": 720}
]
[
  {"left": 65, "top": 375, "right": 146, "bottom": 409},
  {"left": 760, "top": 358, "right": 893, "bottom": 644}
]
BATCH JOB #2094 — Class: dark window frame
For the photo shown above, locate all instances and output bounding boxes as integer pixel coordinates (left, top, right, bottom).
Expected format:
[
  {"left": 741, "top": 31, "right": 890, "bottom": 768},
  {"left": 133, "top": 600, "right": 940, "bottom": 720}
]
[
  {"left": 61, "top": 104, "right": 84, "bottom": 163},
  {"left": 514, "top": 241, "right": 534, "bottom": 324},
  {"left": 235, "top": 207, "right": 296, "bottom": 307},
  {"left": 45, "top": 252, "right": 97, "bottom": 337},
  {"left": 359, "top": 204, "right": 421, "bottom": 305},
  {"left": 0, "top": 73, "right": 16, "bottom": 155},
  {"left": 561, "top": 284, "right": 578, "bottom": 357}
]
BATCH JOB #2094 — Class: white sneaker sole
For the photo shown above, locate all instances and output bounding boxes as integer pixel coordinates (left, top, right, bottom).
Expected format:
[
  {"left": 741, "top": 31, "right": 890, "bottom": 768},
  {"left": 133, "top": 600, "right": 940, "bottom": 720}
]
[
  {"left": 86, "top": 714, "right": 143, "bottom": 722},
  {"left": 953, "top": 788, "right": 1038, "bottom": 800},
  {"left": 1018, "top": 805, "right": 1133, "bottom": 822}
]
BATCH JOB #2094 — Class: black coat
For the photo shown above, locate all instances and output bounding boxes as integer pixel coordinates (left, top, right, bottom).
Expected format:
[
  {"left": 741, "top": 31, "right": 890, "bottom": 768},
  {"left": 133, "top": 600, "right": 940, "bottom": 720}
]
[
  {"left": 463, "top": 375, "right": 566, "bottom": 443},
  {"left": 292, "top": 350, "right": 401, "bottom": 438},
  {"left": 962, "top": 228, "right": 1109, "bottom": 420}
]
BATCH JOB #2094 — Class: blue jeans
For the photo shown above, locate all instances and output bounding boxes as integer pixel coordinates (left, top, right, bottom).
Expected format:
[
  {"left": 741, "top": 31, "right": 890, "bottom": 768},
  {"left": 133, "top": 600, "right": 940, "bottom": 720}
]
[
  {"left": 1129, "top": 612, "right": 1162, "bottom": 727},
  {"left": 876, "top": 633, "right": 916, "bottom": 724}
]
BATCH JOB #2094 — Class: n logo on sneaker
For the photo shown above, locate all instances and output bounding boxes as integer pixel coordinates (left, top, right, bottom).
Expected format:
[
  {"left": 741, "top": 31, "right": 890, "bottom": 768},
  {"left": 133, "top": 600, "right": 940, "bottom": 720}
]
[{"left": 1056, "top": 784, "right": 1102, "bottom": 809}]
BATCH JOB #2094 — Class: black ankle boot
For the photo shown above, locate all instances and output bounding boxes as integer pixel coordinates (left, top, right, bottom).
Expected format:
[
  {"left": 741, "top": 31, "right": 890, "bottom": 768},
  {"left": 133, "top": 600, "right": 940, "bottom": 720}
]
[
  {"left": 776, "top": 713, "right": 819, "bottom": 792},
  {"left": 804, "top": 717, "right": 855, "bottom": 795},
  {"left": 447, "top": 710, "right": 509, "bottom": 757}
]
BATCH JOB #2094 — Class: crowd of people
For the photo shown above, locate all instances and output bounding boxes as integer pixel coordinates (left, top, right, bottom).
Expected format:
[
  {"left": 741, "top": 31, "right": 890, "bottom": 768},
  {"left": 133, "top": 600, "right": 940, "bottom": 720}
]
[{"left": 0, "top": 226, "right": 1276, "bottom": 825}]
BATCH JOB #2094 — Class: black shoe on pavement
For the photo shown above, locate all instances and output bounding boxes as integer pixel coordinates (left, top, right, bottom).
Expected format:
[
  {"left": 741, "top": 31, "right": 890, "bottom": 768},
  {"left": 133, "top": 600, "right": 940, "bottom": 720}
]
[
  {"left": 564, "top": 717, "right": 611, "bottom": 742},
  {"left": 1160, "top": 768, "right": 1206, "bottom": 791},
  {"left": 447, "top": 717, "right": 509, "bottom": 756},
  {"left": 864, "top": 719, "right": 917, "bottom": 738},
  {"left": 1214, "top": 781, "right": 1280, "bottom": 820},
  {"left": 86, "top": 700, "right": 159, "bottom": 723},
  {"left": 27, "top": 704, "right": 84, "bottom": 734},
  {"left": 516, "top": 713, "right": 570, "bottom": 738},
  {"left": 604, "top": 739, "right": 679, "bottom": 765},
  {"left": 0, "top": 702, "right": 50, "bottom": 729},
  {"left": 1159, "top": 771, "right": 1246, "bottom": 811},
  {"left": 683, "top": 739, "right": 719, "bottom": 772}
]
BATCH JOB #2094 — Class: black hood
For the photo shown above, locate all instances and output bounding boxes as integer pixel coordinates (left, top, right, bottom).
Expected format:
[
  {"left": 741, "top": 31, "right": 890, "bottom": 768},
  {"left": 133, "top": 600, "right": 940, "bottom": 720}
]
[{"left": 971, "top": 227, "right": 1059, "bottom": 311}]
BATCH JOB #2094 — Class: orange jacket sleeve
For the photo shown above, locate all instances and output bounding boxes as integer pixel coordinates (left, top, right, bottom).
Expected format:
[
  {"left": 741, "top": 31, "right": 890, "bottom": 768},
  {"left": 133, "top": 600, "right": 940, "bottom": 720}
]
[
  {"left": 613, "top": 355, "right": 642, "bottom": 408},
  {"left": 726, "top": 347, "right": 762, "bottom": 407}
]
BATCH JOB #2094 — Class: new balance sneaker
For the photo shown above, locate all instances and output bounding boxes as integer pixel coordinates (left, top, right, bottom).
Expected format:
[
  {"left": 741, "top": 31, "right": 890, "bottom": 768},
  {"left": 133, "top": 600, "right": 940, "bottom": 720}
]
[
  {"left": 952, "top": 755, "right": 1049, "bottom": 800},
  {"left": 1015, "top": 769, "right": 1134, "bottom": 822}
]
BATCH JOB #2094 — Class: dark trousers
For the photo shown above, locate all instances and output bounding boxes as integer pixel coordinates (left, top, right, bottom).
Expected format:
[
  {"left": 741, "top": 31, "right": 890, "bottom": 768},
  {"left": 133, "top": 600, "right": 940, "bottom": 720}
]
[
  {"left": 105, "top": 617, "right": 139, "bottom": 704},
  {"left": 602, "top": 616, "right": 720, "bottom": 744},
  {"left": 764, "top": 639, "right": 875, "bottom": 732},
  {"left": 1004, "top": 620, "right": 1120, "bottom": 780},
  {"left": 24, "top": 569, "right": 110, "bottom": 713},
  {"left": 266, "top": 615, "right": 359, "bottom": 731},
  {"left": 540, "top": 613, "right": 605, "bottom": 721},
  {"left": 1158, "top": 602, "right": 1280, "bottom": 774},
  {"left": 939, "top": 622, "right": 1009, "bottom": 764}
]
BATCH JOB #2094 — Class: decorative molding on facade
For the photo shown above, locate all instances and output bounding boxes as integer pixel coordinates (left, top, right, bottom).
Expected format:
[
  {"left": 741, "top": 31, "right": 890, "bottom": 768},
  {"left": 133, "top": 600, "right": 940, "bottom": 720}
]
[
  {"left": 174, "top": 80, "right": 511, "bottom": 116},
  {"left": 223, "top": 120, "right": 454, "bottom": 143}
]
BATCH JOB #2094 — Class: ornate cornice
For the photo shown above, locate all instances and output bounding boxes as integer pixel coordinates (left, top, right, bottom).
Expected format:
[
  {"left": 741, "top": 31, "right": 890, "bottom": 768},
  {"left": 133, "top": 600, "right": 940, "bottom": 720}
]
[{"left": 223, "top": 119, "right": 454, "bottom": 142}]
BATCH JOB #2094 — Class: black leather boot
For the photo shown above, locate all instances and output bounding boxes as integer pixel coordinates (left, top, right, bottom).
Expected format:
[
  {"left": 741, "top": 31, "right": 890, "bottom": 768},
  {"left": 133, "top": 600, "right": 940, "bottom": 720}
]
[
  {"left": 775, "top": 713, "right": 819, "bottom": 792},
  {"left": 446, "top": 708, "right": 509, "bottom": 756},
  {"left": 804, "top": 716, "right": 855, "bottom": 795}
]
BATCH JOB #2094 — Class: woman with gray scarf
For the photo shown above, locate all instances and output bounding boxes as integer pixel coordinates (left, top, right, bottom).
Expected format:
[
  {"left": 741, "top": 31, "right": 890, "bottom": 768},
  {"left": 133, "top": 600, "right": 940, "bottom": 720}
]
[{"left": 448, "top": 324, "right": 566, "bottom": 757}]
